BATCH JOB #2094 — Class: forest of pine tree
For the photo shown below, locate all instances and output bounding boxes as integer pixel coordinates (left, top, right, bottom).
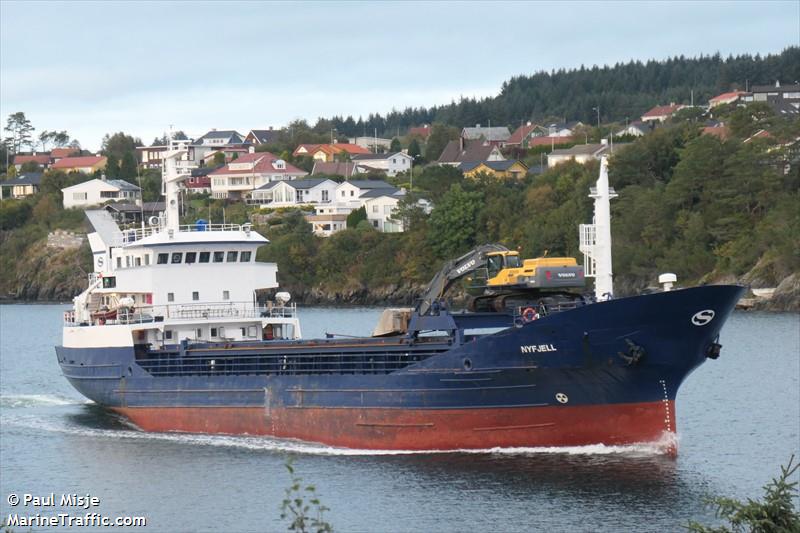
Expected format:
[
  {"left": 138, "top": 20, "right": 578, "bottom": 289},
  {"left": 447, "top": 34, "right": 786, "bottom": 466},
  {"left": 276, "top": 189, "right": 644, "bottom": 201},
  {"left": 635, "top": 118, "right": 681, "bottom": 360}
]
[{"left": 319, "top": 48, "right": 799, "bottom": 137}]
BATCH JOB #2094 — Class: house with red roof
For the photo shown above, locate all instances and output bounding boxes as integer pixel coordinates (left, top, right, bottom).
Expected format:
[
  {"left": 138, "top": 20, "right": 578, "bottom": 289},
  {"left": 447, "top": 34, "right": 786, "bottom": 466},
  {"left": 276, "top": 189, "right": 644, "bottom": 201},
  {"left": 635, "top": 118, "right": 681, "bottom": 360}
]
[
  {"left": 641, "top": 104, "right": 686, "bottom": 123},
  {"left": 50, "top": 147, "right": 80, "bottom": 162},
  {"left": 51, "top": 155, "right": 107, "bottom": 173},
  {"left": 292, "top": 143, "right": 370, "bottom": 162},
  {"left": 743, "top": 129, "right": 773, "bottom": 144},
  {"left": 208, "top": 152, "right": 307, "bottom": 200},
  {"left": 709, "top": 91, "right": 749, "bottom": 108},
  {"left": 506, "top": 122, "right": 540, "bottom": 148},
  {"left": 13, "top": 154, "right": 51, "bottom": 171},
  {"left": 408, "top": 125, "right": 431, "bottom": 139}
]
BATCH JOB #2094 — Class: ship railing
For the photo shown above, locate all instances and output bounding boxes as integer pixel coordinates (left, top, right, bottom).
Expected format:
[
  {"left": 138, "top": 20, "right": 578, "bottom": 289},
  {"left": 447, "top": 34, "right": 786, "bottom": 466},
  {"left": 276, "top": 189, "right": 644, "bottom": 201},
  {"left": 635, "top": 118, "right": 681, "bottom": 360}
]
[
  {"left": 72, "top": 301, "right": 298, "bottom": 327},
  {"left": 114, "top": 223, "right": 252, "bottom": 245}
]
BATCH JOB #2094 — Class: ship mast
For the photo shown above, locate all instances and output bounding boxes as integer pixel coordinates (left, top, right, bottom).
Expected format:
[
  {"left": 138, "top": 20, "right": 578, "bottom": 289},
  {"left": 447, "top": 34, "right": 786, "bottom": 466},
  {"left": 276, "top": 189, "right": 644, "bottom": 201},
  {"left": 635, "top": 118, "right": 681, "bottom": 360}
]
[
  {"left": 579, "top": 155, "right": 618, "bottom": 300},
  {"left": 161, "top": 135, "right": 191, "bottom": 232}
]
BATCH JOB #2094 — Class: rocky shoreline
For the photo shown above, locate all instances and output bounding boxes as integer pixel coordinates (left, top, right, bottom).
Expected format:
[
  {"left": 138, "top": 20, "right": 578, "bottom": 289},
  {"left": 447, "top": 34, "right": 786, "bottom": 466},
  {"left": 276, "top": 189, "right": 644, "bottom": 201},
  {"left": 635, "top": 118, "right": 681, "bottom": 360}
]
[{"left": 3, "top": 276, "right": 799, "bottom": 312}]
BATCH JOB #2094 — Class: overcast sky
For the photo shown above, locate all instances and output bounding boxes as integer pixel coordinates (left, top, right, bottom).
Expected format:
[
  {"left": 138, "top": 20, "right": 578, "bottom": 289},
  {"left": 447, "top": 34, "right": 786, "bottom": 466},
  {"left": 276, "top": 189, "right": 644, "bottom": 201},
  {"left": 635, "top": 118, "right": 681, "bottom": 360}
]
[{"left": 1, "top": 0, "right": 798, "bottom": 150}]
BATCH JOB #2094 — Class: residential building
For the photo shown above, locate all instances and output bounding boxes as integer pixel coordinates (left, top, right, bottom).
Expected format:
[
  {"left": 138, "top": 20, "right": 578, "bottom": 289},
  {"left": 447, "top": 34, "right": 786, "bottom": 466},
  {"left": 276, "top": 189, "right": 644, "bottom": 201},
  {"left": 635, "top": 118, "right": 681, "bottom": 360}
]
[
  {"left": 506, "top": 122, "right": 539, "bottom": 147},
  {"left": 208, "top": 152, "right": 307, "bottom": 200},
  {"left": 307, "top": 180, "right": 429, "bottom": 236},
  {"left": 0, "top": 172, "right": 43, "bottom": 199},
  {"left": 188, "top": 130, "right": 248, "bottom": 165},
  {"left": 136, "top": 145, "right": 168, "bottom": 169},
  {"left": 201, "top": 147, "right": 251, "bottom": 166},
  {"left": 709, "top": 91, "right": 749, "bottom": 108},
  {"left": 311, "top": 161, "right": 357, "bottom": 177},
  {"left": 540, "top": 121, "right": 583, "bottom": 138},
  {"left": 185, "top": 166, "right": 218, "bottom": 194},
  {"left": 51, "top": 155, "right": 108, "bottom": 174},
  {"left": 104, "top": 202, "right": 165, "bottom": 224},
  {"left": 641, "top": 104, "right": 686, "bottom": 123},
  {"left": 459, "top": 160, "right": 528, "bottom": 179},
  {"left": 547, "top": 142, "right": 618, "bottom": 167},
  {"left": 292, "top": 143, "right": 370, "bottom": 162},
  {"left": 528, "top": 136, "right": 576, "bottom": 147},
  {"left": 750, "top": 81, "right": 800, "bottom": 104},
  {"left": 50, "top": 147, "right": 79, "bottom": 161},
  {"left": 351, "top": 152, "right": 412, "bottom": 176},
  {"left": 701, "top": 125, "right": 730, "bottom": 140},
  {"left": 305, "top": 211, "right": 349, "bottom": 237},
  {"left": 61, "top": 178, "right": 141, "bottom": 209},
  {"left": 408, "top": 124, "right": 431, "bottom": 139},
  {"left": 363, "top": 191, "right": 405, "bottom": 232},
  {"left": 13, "top": 154, "right": 51, "bottom": 171},
  {"left": 245, "top": 128, "right": 282, "bottom": 145},
  {"left": 334, "top": 180, "right": 396, "bottom": 205},
  {"left": 461, "top": 125, "right": 511, "bottom": 146},
  {"left": 615, "top": 121, "right": 651, "bottom": 137},
  {"left": 348, "top": 136, "right": 392, "bottom": 151},
  {"left": 743, "top": 130, "right": 773, "bottom": 144},
  {"left": 436, "top": 139, "right": 505, "bottom": 166},
  {"left": 746, "top": 81, "right": 800, "bottom": 118},
  {"left": 249, "top": 178, "right": 337, "bottom": 207}
]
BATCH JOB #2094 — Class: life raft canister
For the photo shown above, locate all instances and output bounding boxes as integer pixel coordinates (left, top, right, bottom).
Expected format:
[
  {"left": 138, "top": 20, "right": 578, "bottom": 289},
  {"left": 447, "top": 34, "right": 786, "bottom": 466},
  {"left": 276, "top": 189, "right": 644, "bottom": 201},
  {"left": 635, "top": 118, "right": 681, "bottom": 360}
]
[{"left": 522, "top": 307, "right": 539, "bottom": 323}]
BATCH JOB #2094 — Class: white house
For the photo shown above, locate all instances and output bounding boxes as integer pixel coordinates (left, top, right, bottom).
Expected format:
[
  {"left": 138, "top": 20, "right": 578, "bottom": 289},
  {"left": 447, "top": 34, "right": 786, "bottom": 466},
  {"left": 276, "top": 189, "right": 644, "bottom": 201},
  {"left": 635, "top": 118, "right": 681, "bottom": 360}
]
[
  {"left": 348, "top": 136, "right": 392, "bottom": 151},
  {"left": 62, "top": 178, "right": 142, "bottom": 209},
  {"left": 547, "top": 142, "right": 609, "bottom": 167},
  {"left": 249, "top": 178, "right": 337, "bottom": 207},
  {"left": 188, "top": 130, "right": 248, "bottom": 165},
  {"left": 350, "top": 152, "right": 413, "bottom": 176},
  {"left": 209, "top": 152, "right": 307, "bottom": 199},
  {"left": 363, "top": 191, "right": 405, "bottom": 232}
]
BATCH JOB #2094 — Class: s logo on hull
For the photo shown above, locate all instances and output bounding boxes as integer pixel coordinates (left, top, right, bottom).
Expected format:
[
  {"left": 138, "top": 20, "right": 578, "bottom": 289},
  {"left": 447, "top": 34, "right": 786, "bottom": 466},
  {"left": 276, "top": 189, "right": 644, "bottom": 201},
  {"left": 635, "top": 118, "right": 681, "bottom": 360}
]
[{"left": 691, "top": 309, "right": 715, "bottom": 326}]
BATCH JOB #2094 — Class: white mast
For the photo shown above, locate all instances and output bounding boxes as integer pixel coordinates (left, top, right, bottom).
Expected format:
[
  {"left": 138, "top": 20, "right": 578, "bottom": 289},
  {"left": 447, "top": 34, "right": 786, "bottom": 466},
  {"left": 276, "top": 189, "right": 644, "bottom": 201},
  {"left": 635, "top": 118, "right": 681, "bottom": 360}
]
[
  {"left": 161, "top": 136, "right": 191, "bottom": 233},
  {"left": 579, "top": 155, "right": 617, "bottom": 300}
]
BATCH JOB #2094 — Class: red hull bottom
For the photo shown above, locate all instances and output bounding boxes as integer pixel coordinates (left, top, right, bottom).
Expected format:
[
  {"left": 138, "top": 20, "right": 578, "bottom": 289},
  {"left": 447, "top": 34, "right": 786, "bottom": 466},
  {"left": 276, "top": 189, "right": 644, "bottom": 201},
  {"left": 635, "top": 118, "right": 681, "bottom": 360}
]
[{"left": 114, "top": 401, "right": 677, "bottom": 452}]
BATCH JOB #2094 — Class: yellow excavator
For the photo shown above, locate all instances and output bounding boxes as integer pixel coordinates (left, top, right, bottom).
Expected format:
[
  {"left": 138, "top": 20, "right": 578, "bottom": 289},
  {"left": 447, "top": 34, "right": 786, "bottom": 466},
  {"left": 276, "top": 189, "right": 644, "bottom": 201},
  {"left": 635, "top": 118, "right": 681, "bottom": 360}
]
[
  {"left": 417, "top": 244, "right": 585, "bottom": 315},
  {"left": 477, "top": 249, "right": 583, "bottom": 289}
]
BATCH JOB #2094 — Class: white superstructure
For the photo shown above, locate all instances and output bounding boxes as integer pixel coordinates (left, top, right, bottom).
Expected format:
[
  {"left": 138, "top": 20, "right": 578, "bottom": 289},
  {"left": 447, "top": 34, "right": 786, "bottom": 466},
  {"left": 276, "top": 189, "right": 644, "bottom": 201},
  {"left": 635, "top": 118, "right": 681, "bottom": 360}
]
[{"left": 63, "top": 138, "right": 301, "bottom": 349}]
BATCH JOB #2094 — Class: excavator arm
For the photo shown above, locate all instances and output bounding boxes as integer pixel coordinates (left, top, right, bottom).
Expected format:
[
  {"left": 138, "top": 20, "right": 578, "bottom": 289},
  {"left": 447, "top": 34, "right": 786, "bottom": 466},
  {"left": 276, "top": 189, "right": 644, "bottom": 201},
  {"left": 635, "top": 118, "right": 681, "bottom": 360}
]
[{"left": 417, "top": 244, "right": 509, "bottom": 315}]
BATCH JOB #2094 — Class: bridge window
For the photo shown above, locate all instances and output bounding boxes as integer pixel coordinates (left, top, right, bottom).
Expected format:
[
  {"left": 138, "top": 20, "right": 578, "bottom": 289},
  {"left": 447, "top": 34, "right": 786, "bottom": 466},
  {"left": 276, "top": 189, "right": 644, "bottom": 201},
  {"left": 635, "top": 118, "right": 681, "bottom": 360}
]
[
  {"left": 102, "top": 277, "right": 116, "bottom": 289},
  {"left": 213, "top": 251, "right": 224, "bottom": 263},
  {"left": 226, "top": 251, "right": 238, "bottom": 262},
  {"left": 171, "top": 253, "right": 183, "bottom": 264},
  {"left": 199, "top": 252, "right": 210, "bottom": 263},
  {"left": 157, "top": 253, "right": 168, "bottom": 264},
  {"left": 185, "top": 252, "right": 197, "bottom": 264},
  {"left": 240, "top": 251, "right": 252, "bottom": 262}
]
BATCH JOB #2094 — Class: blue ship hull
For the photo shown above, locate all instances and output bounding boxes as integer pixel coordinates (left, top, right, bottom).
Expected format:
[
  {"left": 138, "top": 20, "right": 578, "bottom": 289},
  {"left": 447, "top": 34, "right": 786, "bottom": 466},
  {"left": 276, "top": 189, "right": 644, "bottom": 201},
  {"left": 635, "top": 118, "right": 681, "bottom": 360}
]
[{"left": 56, "top": 285, "right": 744, "bottom": 450}]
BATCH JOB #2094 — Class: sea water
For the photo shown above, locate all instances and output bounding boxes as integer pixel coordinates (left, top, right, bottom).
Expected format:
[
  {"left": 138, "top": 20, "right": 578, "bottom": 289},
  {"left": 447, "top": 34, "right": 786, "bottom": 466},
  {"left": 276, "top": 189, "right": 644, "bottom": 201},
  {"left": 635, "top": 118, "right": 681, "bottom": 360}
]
[{"left": 1, "top": 304, "right": 798, "bottom": 532}]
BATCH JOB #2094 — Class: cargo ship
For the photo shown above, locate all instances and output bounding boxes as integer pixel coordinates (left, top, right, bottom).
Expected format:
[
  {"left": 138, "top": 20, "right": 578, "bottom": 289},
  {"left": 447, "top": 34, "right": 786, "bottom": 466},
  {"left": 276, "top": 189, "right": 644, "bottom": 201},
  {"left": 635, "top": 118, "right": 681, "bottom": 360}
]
[{"left": 56, "top": 140, "right": 744, "bottom": 452}]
